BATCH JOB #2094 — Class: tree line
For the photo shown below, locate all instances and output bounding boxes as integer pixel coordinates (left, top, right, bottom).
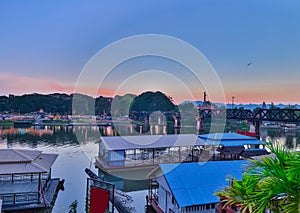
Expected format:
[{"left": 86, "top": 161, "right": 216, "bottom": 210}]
[
  {"left": 0, "top": 93, "right": 113, "bottom": 115},
  {"left": 0, "top": 91, "right": 177, "bottom": 116}
]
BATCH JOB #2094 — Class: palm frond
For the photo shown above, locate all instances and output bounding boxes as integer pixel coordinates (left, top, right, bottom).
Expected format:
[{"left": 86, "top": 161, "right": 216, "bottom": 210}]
[{"left": 215, "top": 141, "right": 300, "bottom": 213}]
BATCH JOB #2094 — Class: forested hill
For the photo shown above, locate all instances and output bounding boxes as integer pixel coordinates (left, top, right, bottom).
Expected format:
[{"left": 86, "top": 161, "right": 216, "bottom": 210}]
[
  {"left": 130, "top": 91, "right": 177, "bottom": 112},
  {"left": 0, "top": 93, "right": 113, "bottom": 115},
  {"left": 0, "top": 91, "right": 177, "bottom": 115}
]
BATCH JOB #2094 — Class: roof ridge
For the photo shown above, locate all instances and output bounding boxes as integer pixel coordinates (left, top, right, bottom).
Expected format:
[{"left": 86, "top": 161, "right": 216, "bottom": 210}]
[
  {"left": 31, "top": 161, "right": 48, "bottom": 173},
  {"left": 11, "top": 149, "right": 33, "bottom": 162},
  {"left": 32, "top": 153, "right": 58, "bottom": 172}
]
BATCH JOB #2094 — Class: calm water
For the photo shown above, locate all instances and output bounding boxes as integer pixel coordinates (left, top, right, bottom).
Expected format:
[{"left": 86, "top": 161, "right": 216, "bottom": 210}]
[{"left": 0, "top": 125, "right": 299, "bottom": 212}]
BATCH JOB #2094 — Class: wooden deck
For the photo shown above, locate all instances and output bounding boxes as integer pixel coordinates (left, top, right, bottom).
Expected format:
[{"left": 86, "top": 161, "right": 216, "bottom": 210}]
[
  {"left": 148, "top": 198, "right": 164, "bottom": 213},
  {"left": 2, "top": 178, "right": 63, "bottom": 212}
]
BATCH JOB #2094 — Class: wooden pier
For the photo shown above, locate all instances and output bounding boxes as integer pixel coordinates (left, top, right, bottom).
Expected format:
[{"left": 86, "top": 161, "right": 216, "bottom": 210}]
[{"left": 2, "top": 178, "right": 64, "bottom": 212}]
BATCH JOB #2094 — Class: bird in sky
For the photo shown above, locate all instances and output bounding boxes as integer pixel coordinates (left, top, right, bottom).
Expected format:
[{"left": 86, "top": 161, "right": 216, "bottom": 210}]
[{"left": 247, "top": 62, "right": 252, "bottom": 66}]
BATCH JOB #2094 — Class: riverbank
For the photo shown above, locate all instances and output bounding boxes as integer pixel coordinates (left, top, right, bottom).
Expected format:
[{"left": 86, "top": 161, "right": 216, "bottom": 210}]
[{"left": 0, "top": 120, "right": 13, "bottom": 126}]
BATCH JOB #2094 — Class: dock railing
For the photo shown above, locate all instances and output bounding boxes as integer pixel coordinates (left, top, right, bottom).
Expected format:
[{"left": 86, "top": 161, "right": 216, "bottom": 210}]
[{"left": 0, "top": 192, "right": 39, "bottom": 205}]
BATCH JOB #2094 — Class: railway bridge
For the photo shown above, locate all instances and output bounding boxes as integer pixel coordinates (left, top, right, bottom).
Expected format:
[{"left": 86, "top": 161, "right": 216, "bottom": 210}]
[
  {"left": 129, "top": 108, "right": 300, "bottom": 137},
  {"left": 197, "top": 108, "right": 300, "bottom": 137}
]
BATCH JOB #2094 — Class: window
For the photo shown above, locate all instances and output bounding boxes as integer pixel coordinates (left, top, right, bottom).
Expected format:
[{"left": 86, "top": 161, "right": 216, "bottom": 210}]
[
  {"left": 168, "top": 209, "right": 175, "bottom": 213},
  {"left": 172, "top": 196, "right": 175, "bottom": 204},
  {"left": 206, "top": 204, "right": 210, "bottom": 209}
]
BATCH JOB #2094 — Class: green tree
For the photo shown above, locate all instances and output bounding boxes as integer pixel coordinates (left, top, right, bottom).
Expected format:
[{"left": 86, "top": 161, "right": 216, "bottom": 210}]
[
  {"left": 130, "top": 91, "right": 177, "bottom": 112},
  {"left": 215, "top": 143, "right": 300, "bottom": 213},
  {"left": 95, "top": 96, "right": 113, "bottom": 115}
]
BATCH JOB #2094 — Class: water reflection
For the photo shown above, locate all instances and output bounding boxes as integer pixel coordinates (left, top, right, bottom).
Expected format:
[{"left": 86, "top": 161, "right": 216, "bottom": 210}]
[
  {"left": 2, "top": 125, "right": 299, "bottom": 149},
  {"left": 98, "top": 169, "right": 148, "bottom": 192},
  {"left": 1, "top": 125, "right": 299, "bottom": 212},
  {"left": 261, "top": 128, "right": 300, "bottom": 150}
]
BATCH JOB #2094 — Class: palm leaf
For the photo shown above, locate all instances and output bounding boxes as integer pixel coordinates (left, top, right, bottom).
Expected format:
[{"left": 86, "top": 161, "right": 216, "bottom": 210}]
[{"left": 215, "top": 141, "right": 300, "bottom": 213}]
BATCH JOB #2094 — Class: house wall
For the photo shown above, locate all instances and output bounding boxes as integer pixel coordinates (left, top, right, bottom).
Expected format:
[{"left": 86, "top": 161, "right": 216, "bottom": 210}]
[
  {"left": 158, "top": 185, "right": 167, "bottom": 212},
  {"left": 158, "top": 185, "right": 180, "bottom": 213},
  {"left": 181, "top": 203, "right": 218, "bottom": 213},
  {"left": 99, "top": 142, "right": 105, "bottom": 157},
  {"left": 107, "top": 150, "right": 125, "bottom": 167},
  {"left": 157, "top": 175, "right": 180, "bottom": 213}
]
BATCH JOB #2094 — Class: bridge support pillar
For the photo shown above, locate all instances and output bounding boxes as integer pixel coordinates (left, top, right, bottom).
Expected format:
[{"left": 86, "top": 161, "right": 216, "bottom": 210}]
[
  {"left": 196, "top": 117, "right": 205, "bottom": 134},
  {"left": 173, "top": 114, "right": 181, "bottom": 128},
  {"left": 254, "top": 121, "right": 260, "bottom": 139},
  {"left": 173, "top": 114, "right": 181, "bottom": 135}
]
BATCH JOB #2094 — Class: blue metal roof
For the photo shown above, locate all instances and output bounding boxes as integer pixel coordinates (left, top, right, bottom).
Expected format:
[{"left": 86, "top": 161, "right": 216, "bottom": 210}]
[
  {"left": 204, "top": 139, "right": 266, "bottom": 146},
  {"left": 199, "top": 133, "right": 256, "bottom": 140},
  {"left": 199, "top": 133, "right": 266, "bottom": 146},
  {"left": 160, "top": 160, "right": 247, "bottom": 207}
]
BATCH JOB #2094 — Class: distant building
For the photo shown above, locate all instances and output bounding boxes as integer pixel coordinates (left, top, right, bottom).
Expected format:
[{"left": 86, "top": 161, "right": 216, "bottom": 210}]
[
  {"left": 148, "top": 160, "right": 247, "bottom": 213},
  {"left": 96, "top": 134, "right": 206, "bottom": 173},
  {"left": 0, "top": 149, "right": 63, "bottom": 212},
  {"left": 199, "top": 133, "right": 268, "bottom": 160},
  {"left": 96, "top": 133, "right": 268, "bottom": 176}
]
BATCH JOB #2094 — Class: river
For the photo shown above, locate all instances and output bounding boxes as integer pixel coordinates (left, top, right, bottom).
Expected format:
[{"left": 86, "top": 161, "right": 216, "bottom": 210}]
[{"left": 0, "top": 124, "right": 299, "bottom": 212}]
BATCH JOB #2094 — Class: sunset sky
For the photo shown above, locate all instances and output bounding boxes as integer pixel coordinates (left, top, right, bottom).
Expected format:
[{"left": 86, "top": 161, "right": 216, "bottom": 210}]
[{"left": 0, "top": 0, "right": 300, "bottom": 104}]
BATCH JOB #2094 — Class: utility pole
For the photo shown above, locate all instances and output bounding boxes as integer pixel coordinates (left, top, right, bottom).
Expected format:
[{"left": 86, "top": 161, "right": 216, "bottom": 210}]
[
  {"left": 203, "top": 92, "right": 207, "bottom": 103},
  {"left": 231, "top": 96, "right": 235, "bottom": 109}
]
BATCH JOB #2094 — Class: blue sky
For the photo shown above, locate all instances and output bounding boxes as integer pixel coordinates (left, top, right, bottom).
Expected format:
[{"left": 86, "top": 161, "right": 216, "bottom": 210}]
[{"left": 0, "top": 0, "right": 299, "bottom": 104}]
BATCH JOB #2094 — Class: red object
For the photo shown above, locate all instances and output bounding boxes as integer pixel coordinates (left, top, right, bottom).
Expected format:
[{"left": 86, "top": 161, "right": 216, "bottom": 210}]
[
  {"left": 90, "top": 187, "right": 109, "bottom": 213},
  {"left": 236, "top": 130, "right": 256, "bottom": 137}
]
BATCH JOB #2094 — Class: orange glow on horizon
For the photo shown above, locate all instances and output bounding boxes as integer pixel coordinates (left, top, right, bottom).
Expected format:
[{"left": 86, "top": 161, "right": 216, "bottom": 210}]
[{"left": 0, "top": 72, "right": 299, "bottom": 104}]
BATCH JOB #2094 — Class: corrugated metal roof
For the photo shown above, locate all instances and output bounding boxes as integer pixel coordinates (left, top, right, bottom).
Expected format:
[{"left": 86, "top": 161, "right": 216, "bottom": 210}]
[
  {"left": 101, "top": 134, "right": 206, "bottom": 151},
  {"left": 0, "top": 162, "right": 46, "bottom": 174},
  {"left": 0, "top": 149, "right": 58, "bottom": 175},
  {"left": 0, "top": 149, "right": 42, "bottom": 163},
  {"left": 199, "top": 133, "right": 266, "bottom": 146},
  {"left": 160, "top": 160, "right": 247, "bottom": 207},
  {"left": 17, "top": 149, "right": 42, "bottom": 160},
  {"left": 199, "top": 133, "right": 256, "bottom": 140},
  {"left": 33, "top": 153, "right": 58, "bottom": 172}
]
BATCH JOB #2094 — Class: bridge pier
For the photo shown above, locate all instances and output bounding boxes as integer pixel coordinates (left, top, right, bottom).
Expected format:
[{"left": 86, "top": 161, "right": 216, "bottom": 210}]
[
  {"left": 196, "top": 116, "right": 205, "bottom": 134},
  {"left": 173, "top": 114, "right": 181, "bottom": 128},
  {"left": 173, "top": 114, "right": 181, "bottom": 135}
]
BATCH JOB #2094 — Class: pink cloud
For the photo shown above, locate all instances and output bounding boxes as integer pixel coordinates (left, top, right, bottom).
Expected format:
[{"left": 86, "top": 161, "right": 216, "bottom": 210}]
[
  {"left": 0, "top": 72, "right": 72, "bottom": 95},
  {"left": 46, "top": 81, "right": 74, "bottom": 93},
  {"left": 0, "top": 72, "right": 116, "bottom": 97}
]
